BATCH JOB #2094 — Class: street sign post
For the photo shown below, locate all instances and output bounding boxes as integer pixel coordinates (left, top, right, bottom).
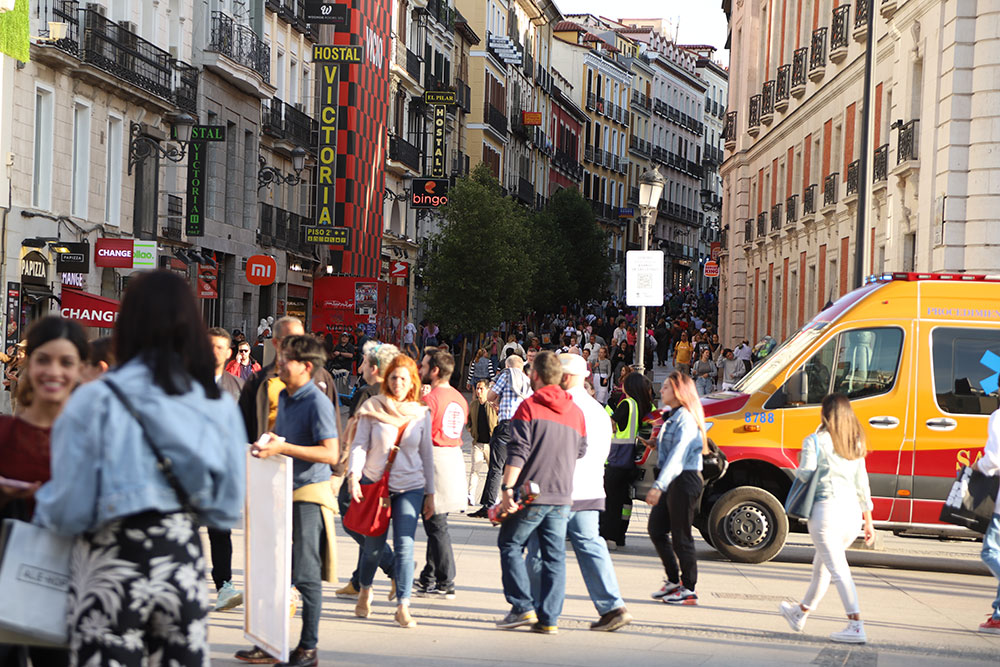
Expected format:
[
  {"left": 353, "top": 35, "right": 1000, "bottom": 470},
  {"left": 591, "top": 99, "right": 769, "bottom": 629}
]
[{"left": 626, "top": 250, "right": 664, "bottom": 307}]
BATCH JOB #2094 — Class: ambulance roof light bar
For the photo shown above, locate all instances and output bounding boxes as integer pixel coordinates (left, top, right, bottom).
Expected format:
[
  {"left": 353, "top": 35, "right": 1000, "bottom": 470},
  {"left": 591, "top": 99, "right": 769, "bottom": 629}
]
[{"left": 872, "top": 272, "right": 1000, "bottom": 282}]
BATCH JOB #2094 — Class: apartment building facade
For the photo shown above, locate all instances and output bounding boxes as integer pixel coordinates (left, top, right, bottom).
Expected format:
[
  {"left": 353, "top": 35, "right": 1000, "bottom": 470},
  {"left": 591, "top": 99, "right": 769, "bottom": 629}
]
[{"left": 719, "top": 0, "right": 1000, "bottom": 344}]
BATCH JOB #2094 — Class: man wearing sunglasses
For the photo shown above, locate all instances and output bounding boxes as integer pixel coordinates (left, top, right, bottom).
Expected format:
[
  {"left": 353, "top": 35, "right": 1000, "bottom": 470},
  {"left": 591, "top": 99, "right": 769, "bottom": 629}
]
[{"left": 226, "top": 342, "right": 261, "bottom": 382}]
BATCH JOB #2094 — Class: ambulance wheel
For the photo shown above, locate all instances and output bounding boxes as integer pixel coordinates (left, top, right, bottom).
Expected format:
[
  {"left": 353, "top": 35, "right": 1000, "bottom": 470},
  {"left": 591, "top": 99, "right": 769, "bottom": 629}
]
[{"left": 707, "top": 486, "right": 788, "bottom": 564}]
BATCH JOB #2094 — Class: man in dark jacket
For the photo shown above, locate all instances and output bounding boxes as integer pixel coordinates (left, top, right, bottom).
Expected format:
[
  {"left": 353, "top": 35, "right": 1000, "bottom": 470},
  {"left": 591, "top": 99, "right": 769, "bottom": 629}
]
[{"left": 495, "top": 351, "right": 586, "bottom": 635}]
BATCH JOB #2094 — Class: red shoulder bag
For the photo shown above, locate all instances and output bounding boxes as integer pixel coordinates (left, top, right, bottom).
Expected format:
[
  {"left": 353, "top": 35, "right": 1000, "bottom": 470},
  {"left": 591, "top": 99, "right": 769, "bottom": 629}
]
[{"left": 343, "top": 422, "right": 409, "bottom": 537}]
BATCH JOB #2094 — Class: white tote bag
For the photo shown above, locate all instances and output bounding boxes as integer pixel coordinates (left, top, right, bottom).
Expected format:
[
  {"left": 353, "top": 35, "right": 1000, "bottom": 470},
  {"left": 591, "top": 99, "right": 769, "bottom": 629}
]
[
  {"left": 0, "top": 519, "right": 72, "bottom": 647},
  {"left": 432, "top": 446, "right": 469, "bottom": 515}
]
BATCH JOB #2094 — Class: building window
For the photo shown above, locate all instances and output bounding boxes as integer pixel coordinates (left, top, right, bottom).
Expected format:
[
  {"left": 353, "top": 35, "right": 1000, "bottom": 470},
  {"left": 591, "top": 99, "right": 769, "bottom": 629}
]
[
  {"left": 72, "top": 102, "right": 92, "bottom": 219},
  {"left": 32, "top": 87, "right": 54, "bottom": 210},
  {"left": 105, "top": 114, "right": 123, "bottom": 225}
]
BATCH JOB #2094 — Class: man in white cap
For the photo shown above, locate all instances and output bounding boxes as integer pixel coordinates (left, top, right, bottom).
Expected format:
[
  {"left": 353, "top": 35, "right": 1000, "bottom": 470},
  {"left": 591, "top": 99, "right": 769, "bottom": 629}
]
[{"left": 525, "top": 353, "right": 632, "bottom": 632}]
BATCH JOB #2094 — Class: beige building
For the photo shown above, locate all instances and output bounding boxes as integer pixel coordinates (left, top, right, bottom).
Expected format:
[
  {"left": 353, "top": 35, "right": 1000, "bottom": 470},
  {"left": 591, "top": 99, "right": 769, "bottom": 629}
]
[{"left": 720, "top": 0, "right": 1000, "bottom": 346}]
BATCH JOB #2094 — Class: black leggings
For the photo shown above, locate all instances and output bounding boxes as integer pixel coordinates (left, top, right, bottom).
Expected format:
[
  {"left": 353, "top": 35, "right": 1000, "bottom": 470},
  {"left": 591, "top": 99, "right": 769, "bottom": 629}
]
[
  {"left": 600, "top": 466, "right": 636, "bottom": 546},
  {"left": 647, "top": 470, "right": 703, "bottom": 590}
]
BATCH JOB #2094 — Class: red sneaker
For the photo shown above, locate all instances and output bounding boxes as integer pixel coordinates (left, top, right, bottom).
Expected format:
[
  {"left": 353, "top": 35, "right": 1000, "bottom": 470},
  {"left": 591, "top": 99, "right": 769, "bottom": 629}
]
[{"left": 979, "top": 616, "right": 1000, "bottom": 634}]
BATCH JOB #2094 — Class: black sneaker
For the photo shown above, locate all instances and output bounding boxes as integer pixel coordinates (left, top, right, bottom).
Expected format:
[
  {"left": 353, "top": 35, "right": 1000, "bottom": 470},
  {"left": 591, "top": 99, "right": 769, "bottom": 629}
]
[
  {"left": 413, "top": 580, "right": 434, "bottom": 597},
  {"left": 428, "top": 584, "right": 456, "bottom": 600},
  {"left": 468, "top": 507, "right": 490, "bottom": 518}
]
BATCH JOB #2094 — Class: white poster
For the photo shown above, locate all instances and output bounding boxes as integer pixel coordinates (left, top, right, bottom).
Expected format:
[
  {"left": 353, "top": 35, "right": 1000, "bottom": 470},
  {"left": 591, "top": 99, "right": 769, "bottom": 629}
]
[
  {"left": 626, "top": 250, "right": 665, "bottom": 306},
  {"left": 244, "top": 451, "right": 292, "bottom": 663}
]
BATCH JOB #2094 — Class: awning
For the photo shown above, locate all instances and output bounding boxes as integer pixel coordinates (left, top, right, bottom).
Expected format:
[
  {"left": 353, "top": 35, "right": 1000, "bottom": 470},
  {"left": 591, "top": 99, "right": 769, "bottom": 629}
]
[{"left": 60, "top": 289, "right": 119, "bottom": 328}]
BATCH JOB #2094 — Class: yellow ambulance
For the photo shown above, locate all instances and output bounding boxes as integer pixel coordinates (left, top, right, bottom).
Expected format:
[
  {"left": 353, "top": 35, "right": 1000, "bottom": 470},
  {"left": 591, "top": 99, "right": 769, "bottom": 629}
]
[{"left": 674, "top": 273, "right": 1000, "bottom": 562}]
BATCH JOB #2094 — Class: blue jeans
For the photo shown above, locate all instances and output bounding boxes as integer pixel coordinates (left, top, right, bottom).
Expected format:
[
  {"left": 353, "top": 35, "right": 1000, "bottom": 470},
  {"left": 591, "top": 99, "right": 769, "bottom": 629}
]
[
  {"left": 338, "top": 479, "right": 394, "bottom": 588},
  {"left": 527, "top": 509, "right": 625, "bottom": 615},
  {"left": 291, "top": 502, "right": 323, "bottom": 650},
  {"left": 982, "top": 513, "right": 1000, "bottom": 620},
  {"left": 498, "top": 504, "right": 570, "bottom": 626},
  {"left": 358, "top": 487, "right": 423, "bottom": 602}
]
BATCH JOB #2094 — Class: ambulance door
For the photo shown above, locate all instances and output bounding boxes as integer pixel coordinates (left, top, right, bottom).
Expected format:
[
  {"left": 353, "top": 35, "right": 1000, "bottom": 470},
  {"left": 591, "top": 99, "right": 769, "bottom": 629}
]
[{"left": 911, "top": 324, "right": 1000, "bottom": 524}]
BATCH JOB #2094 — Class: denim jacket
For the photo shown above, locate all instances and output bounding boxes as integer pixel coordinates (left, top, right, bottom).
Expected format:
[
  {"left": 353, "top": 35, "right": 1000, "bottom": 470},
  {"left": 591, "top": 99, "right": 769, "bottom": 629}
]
[
  {"left": 34, "top": 359, "right": 247, "bottom": 535},
  {"left": 795, "top": 429, "right": 873, "bottom": 513},
  {"left": 653, "top": 406, "right": 703, "bottom": 492}
]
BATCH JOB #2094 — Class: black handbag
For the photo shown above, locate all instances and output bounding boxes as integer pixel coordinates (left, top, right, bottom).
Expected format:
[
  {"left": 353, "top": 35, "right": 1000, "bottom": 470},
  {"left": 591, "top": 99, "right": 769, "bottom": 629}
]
[
  {"left": 939, "top": 465, "right": 998, "bottom": 534},
  {"left": 702, "top": 439, "right": 729, "bottom": 484}
]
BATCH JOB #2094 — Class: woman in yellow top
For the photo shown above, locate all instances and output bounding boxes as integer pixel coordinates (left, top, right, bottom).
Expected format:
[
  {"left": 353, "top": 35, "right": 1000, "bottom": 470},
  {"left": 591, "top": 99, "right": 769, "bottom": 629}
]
[{"left": 673, "top": 332, "right": 694, "bottom": 375}]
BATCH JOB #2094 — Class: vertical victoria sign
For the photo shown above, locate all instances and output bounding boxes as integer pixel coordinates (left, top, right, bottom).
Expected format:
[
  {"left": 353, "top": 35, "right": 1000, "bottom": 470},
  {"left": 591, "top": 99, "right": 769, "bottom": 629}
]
[{"left": 185, "top": 125, "right": 226, "bottom": 237}]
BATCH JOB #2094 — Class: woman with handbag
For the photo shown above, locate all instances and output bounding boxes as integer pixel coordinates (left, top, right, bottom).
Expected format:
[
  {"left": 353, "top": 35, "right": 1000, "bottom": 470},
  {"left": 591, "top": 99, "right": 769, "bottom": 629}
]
[
  {"left": 644, "top": 371, "right": 707, "bottom": 605},
  {"left": 778, "top": 393, "right": 874, "bottom": 644},
  {"left": 0, "top": 317, "right": 87, "bottom": 667},
  {"left": 34, "top": 271, "right": 246, "bottom": 667},
  {"left": 348, "top": 355, "right": 435, "bottom": 628}
]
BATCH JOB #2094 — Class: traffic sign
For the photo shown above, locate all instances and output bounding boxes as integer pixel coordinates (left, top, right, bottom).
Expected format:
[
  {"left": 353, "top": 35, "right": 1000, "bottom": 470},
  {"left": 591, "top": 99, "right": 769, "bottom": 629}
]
[
  {"left": 626, "top": 251, "right": 664, "bottom": 306},
  {"left": 704, "top": 260, "right": 720, "bottom": 278},
  {"left": 246, "top": 255, "right": 277, "bottom": 286}
]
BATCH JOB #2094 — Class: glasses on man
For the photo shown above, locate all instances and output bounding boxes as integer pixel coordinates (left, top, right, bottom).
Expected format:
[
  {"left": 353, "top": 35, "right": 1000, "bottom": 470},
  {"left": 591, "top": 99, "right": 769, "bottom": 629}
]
[{"left": 238, "top": 348, "right": 251, "bottom": 354}]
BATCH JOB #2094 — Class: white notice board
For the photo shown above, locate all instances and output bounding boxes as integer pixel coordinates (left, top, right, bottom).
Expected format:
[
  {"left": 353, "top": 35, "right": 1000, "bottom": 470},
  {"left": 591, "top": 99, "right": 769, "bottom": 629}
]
[
  {"left": 626, "top": 250, "right": 665, "bottom": 306},
  {"left": 244, "top": 451, "right": 292, "bottom": 663}
]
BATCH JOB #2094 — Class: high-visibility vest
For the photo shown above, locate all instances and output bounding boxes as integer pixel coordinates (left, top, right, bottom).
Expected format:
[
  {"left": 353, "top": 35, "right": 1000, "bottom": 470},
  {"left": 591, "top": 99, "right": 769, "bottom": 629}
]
[{"left": 607, "top": 397, "right": 638, "bottom": 468}]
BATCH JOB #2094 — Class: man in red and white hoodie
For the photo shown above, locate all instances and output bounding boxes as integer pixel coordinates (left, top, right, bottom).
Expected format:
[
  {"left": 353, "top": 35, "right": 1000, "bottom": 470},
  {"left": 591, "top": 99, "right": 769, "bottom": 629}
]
[{"left": 416, "top": 348, "right": 468, "bottom": 599}]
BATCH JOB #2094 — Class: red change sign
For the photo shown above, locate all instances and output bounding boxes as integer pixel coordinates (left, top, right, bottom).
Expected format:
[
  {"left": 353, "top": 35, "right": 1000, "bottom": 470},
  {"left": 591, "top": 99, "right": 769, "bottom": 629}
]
[
  {"left": 60, "top": 289, "right": 119, "bottom": 327},
  {"left": 95, "top": 238, "right": 133, "bottom": 268}
]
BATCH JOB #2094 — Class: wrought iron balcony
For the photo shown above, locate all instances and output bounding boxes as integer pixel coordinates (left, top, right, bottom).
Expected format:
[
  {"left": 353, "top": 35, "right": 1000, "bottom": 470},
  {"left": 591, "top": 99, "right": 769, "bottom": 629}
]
[
  {"left": 724, "top": 111, "right": 737, "bottom": 146},
  {"left": 830, "top": 5, "right": 850, "bottom": 61},
  {"left": 283, "top": 102, "right": 315, "bottom": 148},
  {"left": 873, "top": 143, "right": 889, "bottom": 182},
  {"left": 854, "top": 0, "right": 870, "bottom": 40},
  {"left": 629, "top": 135, "right": 651, "bottom": 157},
  {"left": 262, "top": 97, "right": 284, "bottom": 137},
  {"left": 748, "top": 95, "right": 761, "bottom": 134},
  {"left": 792, "top": 47, "right": 808, "bottom": 95},
  {"left": 584, "top": 145, "right": 595, "bottom": 163},
  {"left": 771, "top": 204, "right": 783, "bottom": 231},
  {"left": 761, "top": 80, "right": 775, "bottom": 123},
  {"left": 810, "top": 27, "right": 827, "bottom": 79},
  {"left": 517, "top": 177, "right": 535, "bottom": 205},
  {"left": 804, "top": 184, "right": 818, "bottom": 214},
  {"left": 485, "top": 103, "right": 508, "bottom": 138},
  {"left": 897, "top": 119, "right": 918, "bottom": 164},
  {"left": 757, "top": 211, "right": 768, "bottom": 237},
  {"left": 631, "top": 90, "right": 651, "bottom": 112},
  {"left": 775, "top": 65, "right": 791, "bottom": 110},
  {"left": 786, "top": 195, "right": 798, "bottom": 224},
  {"left": 209, "top": 11, "right": 270, "bottom": 80},
  {"left": 405, "top": 48, "right": 420, "bottom": 82},
  {"left": 629, "top": 187, "right": 639, "bottom": 205},
  {"left": 846, "top": 159, "right": 860, "bottom": 196},
  {"left": 388, "top": 134, "right": 421, "bottom": 173},
  {"left": 744, "top": 218, "right": 754, "bottom": 243},
  {"left": 824, "top": 172, "right": 839, "bottom": 207}
]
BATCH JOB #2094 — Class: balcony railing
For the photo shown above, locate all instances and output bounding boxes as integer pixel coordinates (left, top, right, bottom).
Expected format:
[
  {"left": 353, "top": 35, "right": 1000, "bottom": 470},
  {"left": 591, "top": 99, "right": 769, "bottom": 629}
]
[
  {"left": 770, "top": 204, "right": 783, "bottom": 231},
  {"left": 749, "top": 94, "right": 761, "bottom": 130},
  {"left": 209, "top": 11, "right": 270, "bottom": 80},
  {"left": 786, "top": 195, "right": 798, "bottom": 224},
  {"left": 175, "top": 63, "right": 199, "bottom": 114},
  {"left": 855, "top": 0, "right": 871, "bottom": 30},
  {"left": 405, "top": 48, "right": 420, "bottom": 82},
  {"left": 517, "top": 177, "right": 534, "bottom": 205},
  {"left": 810, "top": 27, "right": 827, "bottom": 73},
  {"left": 629, "top": 187, "right": 639, "bottom": 205},
  {"left": 846, "top": 159, "right": 860, "bottom": 196},
  {"left": 775, "top": 64, "right": 790, "bottom": 108},
  {"left": 388, "top": 134, "right": 421, "bottom": 173},
  {"left": 744, "top": 218, "right": 754, "bottom": 243},
  {"left": 874, "top": 143, "right": 889, "bottom": 182},
  {"left": 757, "top": 211, "right": 768, "bottom": 237},
  {"left": 831, "top": 5, "right": 851, "bottom": 54},
  {"left": 897, "top": 119, "right": 918, "bottom": 164},
  {"left": 804, "top": 184, "right": 818, "bottom": 214},
  {"left": 584, "top": 145, "right": 594, "bottom": 163},
  {"left": 629, "top": 135, "right": 651, "bottom": 157},
  {"left": 724, "top": 111, "right": 737, "bottom": 144},
  {"left": 631, "top": 89, "right": 651, "bottom": 111},
  {"left": 553, "top": 148, "right": 582, "bottom": 180},
  {"left": 824, "top": 172, "right": 839, "bottom": 206},
  {"left": 485, "top": 103, "right": 508, "bottom": 138},
  {"left": 262, "top": 97, "right": 284, "bottom": 137},
  {"left": 761, "top": 80, "right": 775, "bottom": 121},
  {"left": 792, "top": 47, "right": 808, "bottom": 92},
  {"left": 283, "top": 101, "right": 314, "bottom": 148}
]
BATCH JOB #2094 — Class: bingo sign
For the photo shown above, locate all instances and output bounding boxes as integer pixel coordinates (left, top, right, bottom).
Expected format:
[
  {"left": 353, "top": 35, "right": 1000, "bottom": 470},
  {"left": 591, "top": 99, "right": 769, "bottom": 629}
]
[
  {"left": 704, "top": 260, "right": 720, "bottom": 278},
  {"left": 354, "top": 281, "right": 377, "bottom": 316}
]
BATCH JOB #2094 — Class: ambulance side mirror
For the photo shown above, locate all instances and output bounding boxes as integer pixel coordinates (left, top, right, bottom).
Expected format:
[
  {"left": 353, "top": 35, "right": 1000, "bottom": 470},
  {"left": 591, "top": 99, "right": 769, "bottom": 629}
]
[{"left": 783, "top": 368, "right": 809, "bottom": 406}]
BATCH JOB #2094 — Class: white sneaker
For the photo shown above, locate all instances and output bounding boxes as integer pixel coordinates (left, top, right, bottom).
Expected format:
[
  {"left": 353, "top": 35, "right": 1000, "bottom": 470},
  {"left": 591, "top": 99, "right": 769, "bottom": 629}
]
[
  {"left": 605, "top": 539, "right": 618, "bottom": 552},
  {"left": 779, "top": 601, "right": 807, "bottom": 632},
  {"left": 662, "top": 587, "right": 698, "bottom": 605},
  {"left": 651, "top": 580, "right": 682, "bottom": 600},
  {"left": 830, "top": 620, "right": 866, "bottom": 644}
]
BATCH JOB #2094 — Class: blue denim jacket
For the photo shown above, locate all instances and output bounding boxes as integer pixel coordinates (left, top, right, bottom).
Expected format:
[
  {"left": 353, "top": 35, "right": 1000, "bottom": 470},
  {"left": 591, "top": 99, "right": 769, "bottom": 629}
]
[
  {"left": 653, "top": 406, "right": 703, "bottom": 492},
  {"left": 34, "top": 359, "right": 247, "bottom": 535}
]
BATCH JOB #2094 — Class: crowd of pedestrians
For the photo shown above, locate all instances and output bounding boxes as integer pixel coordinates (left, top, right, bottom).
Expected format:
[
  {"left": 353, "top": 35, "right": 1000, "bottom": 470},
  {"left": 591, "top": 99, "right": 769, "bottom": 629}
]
[{"left": 1, "top": 276, "right": 999, "bottom": 667}]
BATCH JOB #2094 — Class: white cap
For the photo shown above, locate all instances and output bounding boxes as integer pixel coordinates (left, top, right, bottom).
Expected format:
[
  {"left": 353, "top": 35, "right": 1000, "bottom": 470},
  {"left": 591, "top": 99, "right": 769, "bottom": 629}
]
[
  {"left": 559, "top": 353, "right": 590, "bottom": 377},
  {"left": 700, "top": 328, "right": 707, "bottom": 333}
]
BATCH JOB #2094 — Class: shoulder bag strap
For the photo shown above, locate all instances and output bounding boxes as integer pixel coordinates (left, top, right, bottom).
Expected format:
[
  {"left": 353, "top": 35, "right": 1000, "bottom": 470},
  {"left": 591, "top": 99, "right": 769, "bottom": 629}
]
[
  {"left": 380, "top": 421, "right": 410, "bottom": 481},
  {"left": 103, "top": 378, "right": 194, "bottom": 513}
]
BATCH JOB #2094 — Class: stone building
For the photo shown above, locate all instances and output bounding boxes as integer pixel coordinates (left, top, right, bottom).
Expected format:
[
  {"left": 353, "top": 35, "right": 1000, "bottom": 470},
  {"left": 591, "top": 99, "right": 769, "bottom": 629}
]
[{"left": 719, "top": 0, "right": 1000, "bottom": 345}]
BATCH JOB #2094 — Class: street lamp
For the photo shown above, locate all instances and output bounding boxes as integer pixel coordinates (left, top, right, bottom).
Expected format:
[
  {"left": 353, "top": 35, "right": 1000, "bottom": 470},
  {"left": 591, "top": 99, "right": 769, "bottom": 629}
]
[
  {"left": 127, "top": 112, "right": 195, "bottom": 175},
  {"left": 258, "top": 147, "right": 308, "bottom": 192},
  {"left": 634, "top": 167, "right": 665, "bottom": 377}
]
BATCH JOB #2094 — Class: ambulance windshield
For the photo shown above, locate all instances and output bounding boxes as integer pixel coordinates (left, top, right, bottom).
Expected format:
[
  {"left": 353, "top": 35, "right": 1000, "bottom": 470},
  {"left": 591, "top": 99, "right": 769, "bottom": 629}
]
[{"left": 733, "top": 323, "right": 828, "bottom": 395}]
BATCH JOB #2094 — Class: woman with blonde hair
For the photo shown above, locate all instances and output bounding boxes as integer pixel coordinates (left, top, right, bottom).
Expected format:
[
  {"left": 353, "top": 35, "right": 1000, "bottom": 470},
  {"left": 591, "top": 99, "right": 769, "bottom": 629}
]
[
  {"left": 779, "top": 393, "right": 874, "bottom": 644},
  {"left": 348, "top": 355, "right": 435, "bottom": 628},
  {"left": 645, "top": 371, "right": 709, "bottom": 605}
]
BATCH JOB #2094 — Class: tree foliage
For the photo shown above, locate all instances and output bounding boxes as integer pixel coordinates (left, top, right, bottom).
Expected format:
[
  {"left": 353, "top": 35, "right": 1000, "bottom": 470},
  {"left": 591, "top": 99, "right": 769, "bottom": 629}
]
[{"left": 423, "top": 165, "right": 609, "bottom": 332}]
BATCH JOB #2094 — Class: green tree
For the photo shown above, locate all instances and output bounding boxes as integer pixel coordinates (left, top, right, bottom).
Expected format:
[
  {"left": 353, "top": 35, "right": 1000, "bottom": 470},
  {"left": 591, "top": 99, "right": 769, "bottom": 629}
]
[
  {"left": 524, "top": 208, "right": 572, "bottom": 313},
  {"left": 543, "top": 188, "right": 610, "bottom": 302},
  {"left": 422, "top": 164, "right": 535, "bottom": 333}
]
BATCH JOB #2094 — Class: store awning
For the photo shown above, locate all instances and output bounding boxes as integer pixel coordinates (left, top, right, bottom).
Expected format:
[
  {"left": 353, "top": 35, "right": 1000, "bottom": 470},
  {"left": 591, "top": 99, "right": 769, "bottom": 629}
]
[{"left": 60, "top": 289, "right": 119, "bottom": 328}]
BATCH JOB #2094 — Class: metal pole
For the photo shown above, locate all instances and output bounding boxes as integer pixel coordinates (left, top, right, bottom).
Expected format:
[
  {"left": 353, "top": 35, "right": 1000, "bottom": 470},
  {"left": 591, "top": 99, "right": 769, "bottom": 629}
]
[
  {"left": 634, "top": 209, "right": 651, "bottom": 377},
  {"left": 854, "top": 0, "right": 877, "bottom": 289}
]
